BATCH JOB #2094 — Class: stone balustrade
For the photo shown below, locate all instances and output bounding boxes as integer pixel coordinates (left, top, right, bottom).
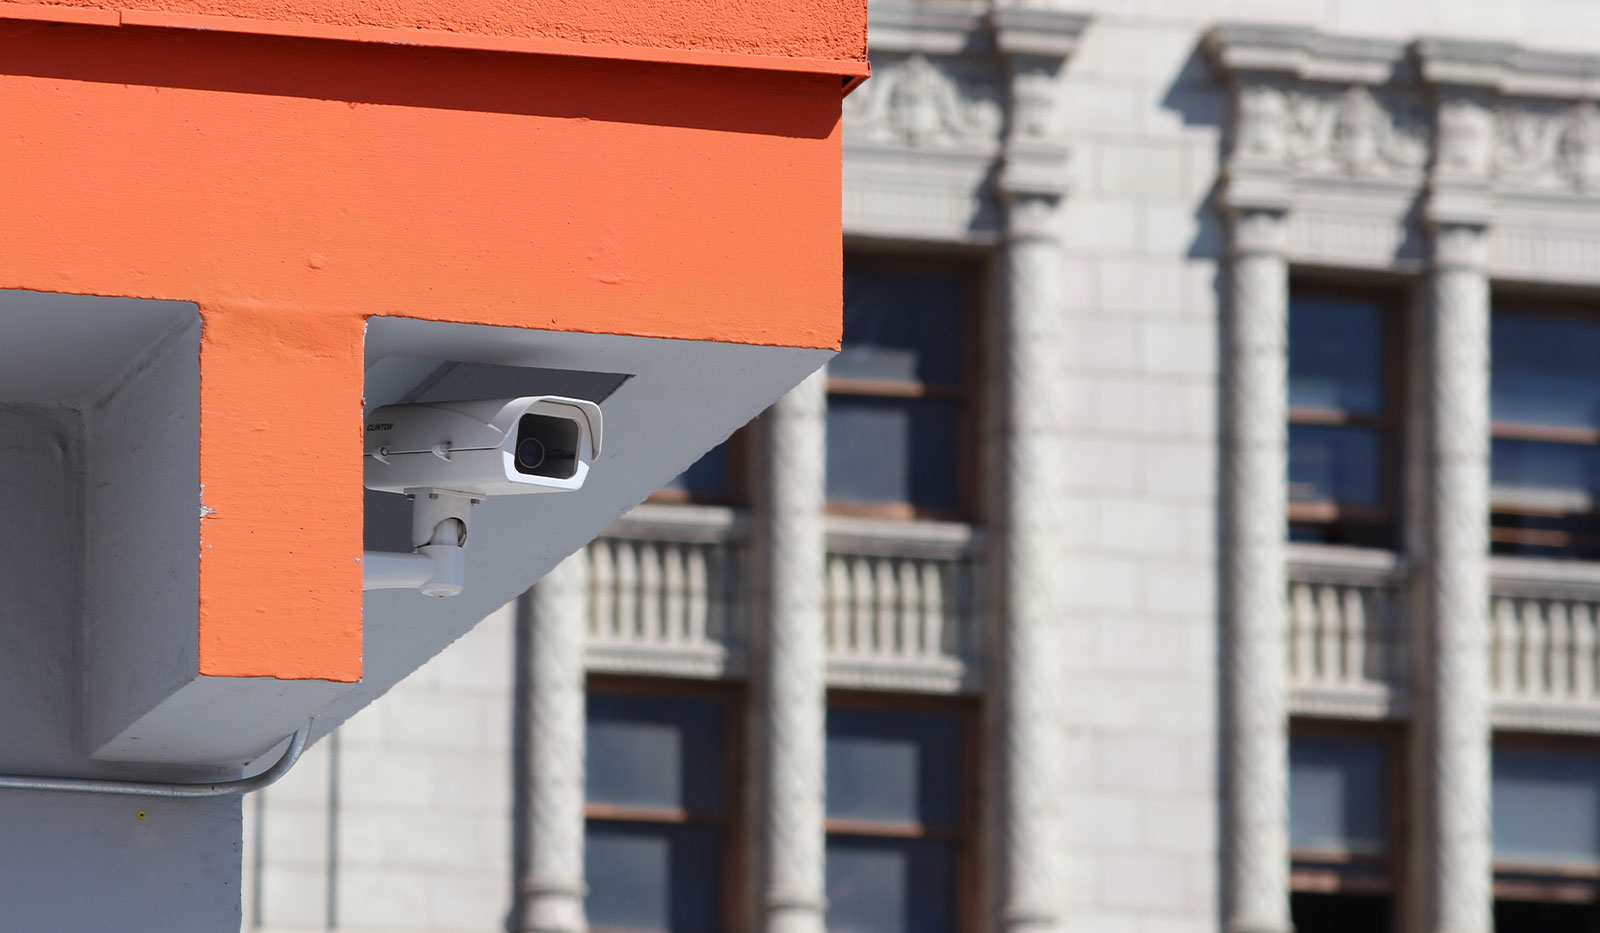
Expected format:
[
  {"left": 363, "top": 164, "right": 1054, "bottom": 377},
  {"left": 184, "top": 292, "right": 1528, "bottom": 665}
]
[
  {"left": 1286, "top": 544, "right": 1600, "bottom": 732},
  {"left": 823, "top": 516, "right": 984, "bottom": 693},
  {"left": 582, "top": 505, "right": 984, "bottom": 691},
  {"left": 1285, "top": 543, "right": 1407, "bottom": 719}
]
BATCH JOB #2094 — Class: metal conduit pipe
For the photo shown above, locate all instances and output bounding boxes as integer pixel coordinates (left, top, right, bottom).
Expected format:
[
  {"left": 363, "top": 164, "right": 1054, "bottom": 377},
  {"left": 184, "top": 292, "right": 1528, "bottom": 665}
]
[{"left": 0, "top": 723, "right": 310, "bottom": 798}]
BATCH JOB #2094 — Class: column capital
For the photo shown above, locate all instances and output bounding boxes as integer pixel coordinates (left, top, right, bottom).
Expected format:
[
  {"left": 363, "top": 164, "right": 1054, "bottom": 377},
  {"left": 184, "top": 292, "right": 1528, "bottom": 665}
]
[
  {"left": 1226, "top": 204, "right": 1290, "bottom": 258},
  {"left": 1423, "top": 75, "right": 1496, "bottom": 251},
  {"left": 1426, "top": 219, "right": 1490, "bottom": 270},
  {"left": 992, "top": 5, "right": 1083, "bottom": 227},
  {"left": 1000, "top": 185, "right": 1066, "bottom": 241}
]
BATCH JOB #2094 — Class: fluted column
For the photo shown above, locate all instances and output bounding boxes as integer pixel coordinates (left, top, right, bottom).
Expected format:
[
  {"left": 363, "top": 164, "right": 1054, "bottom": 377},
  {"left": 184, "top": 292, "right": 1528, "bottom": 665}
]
[
  {"left": 752, "top": 368, "right": 828, "bottom": 933},
  {"left": 1413, "top": 223, "right": 1491, "bottom": 933},
  {"left": 988, "top": 14, "right": 1081, "bottom": 930},
  {"left": 1219, "top": 204, "right": 1292, "bottom": 933},
  {"left": 993, "top": 189, "right": 1068, "bottom": 933},
  {"left": 1410, "top": 69, "right": 1495, "bottom": 933},
  {"left": 519, "top": 551, "right": 590, "bottom": 933}
]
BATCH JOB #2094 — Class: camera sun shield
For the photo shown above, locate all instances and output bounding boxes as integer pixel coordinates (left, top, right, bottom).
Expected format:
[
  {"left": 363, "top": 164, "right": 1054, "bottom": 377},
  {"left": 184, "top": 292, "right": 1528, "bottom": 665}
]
[{"left": 363, "top": 396, "right": 602, "bottom": 497}]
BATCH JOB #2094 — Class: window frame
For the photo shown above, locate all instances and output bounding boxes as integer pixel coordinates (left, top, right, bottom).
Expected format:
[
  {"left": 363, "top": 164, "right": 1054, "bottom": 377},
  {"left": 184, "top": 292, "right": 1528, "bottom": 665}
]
[
  {"left": 1488, "top": 298, "right": 1600, "bottom": 558},
  {"left": 583, "top": 675, "right": 746, "bottom": 933},
  {"left": 1491, "top": 731, "right": 1600, "bottom": 905},
  {"left": 823, "top": 689, "right": 981, "bottom": 933},
  {"left": 1285, "top": 280, "right": 1407, "bottom": 547},
  {"left": 829, "top": 252, "right": 985, "bottom": 523},
  {"left": 1287, "top": 718, "right": 1407, "bottom": 915}
]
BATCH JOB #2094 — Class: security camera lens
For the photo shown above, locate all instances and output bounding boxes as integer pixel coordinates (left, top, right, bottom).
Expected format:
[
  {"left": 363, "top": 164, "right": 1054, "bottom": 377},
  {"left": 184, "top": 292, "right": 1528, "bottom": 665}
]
[
  {"left": 514, "top": 413, "right": 582, "bottom": 479},
  {"left": 515, "top": 437, "right": 546, "bottom": 472}
]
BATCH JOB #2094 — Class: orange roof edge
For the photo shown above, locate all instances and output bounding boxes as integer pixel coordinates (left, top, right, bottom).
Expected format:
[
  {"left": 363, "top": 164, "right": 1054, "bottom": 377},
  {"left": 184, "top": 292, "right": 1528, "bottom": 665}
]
[{"left": 0, "top": 2, "right": 871, "bottom": 89}]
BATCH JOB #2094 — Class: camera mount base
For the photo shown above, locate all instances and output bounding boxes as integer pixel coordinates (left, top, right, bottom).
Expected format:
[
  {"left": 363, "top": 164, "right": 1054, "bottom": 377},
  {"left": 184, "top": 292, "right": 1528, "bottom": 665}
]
[{"left": 361, "top": 490, "right": 475, "bottom": 598}]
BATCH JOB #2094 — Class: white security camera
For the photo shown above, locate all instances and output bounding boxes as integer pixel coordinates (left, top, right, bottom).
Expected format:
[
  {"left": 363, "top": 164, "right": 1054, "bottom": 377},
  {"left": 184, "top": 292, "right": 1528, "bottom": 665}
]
[
  {"left": 362, "top": 396, "right": 603, "bottom": 598},
  {"left": 363, "top": 396, "right": 602, "bottom": 497}
]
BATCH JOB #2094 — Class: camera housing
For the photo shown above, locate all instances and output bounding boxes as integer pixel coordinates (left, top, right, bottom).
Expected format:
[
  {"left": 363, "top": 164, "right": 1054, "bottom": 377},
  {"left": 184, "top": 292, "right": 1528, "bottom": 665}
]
[{"left": 364, "top": 396, "right": 603, "bottom": 498}]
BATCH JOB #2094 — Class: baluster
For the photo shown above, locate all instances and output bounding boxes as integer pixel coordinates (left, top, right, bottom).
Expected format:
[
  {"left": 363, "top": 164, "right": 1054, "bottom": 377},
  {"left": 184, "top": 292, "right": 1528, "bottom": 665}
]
[
  {"left": 685, "top": 544, "right": 710, "bottom": 644},
  {"left": 614, "top": 540, "right": 639, "bottom": 640},
  {"left": 637, "top": 541, "right": 663, "bottom": 641},
  {"left": 920, "top": 560, "right": 945, "bottom": 660},
  {"left": 661, "top": 543, "right": 687, "bottom": 644},
  {"left": 1520, "top": 598, "right": 1546, "bottom": 700},
  {"left": 896, "top": 559, "right": 920, "bottom": 657},
  {"left": 827, "top": 556, "right": 850, "bottom": 655},
  {"left": 1492, "top": 596, "right": 1518, "bottom": 696},
  {"left": 874, "top": 557, "right": 898, "bottom": 656},
  {"left": 1576, "top": 601, "right": 1598, "bottom": 700},
  {"left": 1341, "top": 585, "right": 1367, "bottom": 687},
  {"left": 1288, "top": 581, "right": 1315, "bottom": 684},
  {"left": 1548, "top": 599, "right": 1573, "bottom": 700},
  {"left": 850, "top": 556, "right": 874, "bottom": 654},
  {"left": 1316, "top": 584, "right": 1341, "bottom": 685},
  {"left": 590, "top": 539, "right": 616, "bottom": 642}
]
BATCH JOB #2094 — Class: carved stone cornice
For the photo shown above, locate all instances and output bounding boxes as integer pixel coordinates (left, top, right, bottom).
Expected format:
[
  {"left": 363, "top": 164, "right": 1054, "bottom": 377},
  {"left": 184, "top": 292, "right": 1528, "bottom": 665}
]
[
  {"left": 867, "top": 0, "right": 990, "bottom": 56},
  {"left": 1212, "top": 23, "right": 1600, "bottom": 282},
  {"left": 1208, "top": 23, "right": 1423, "bottom": 224},
  {"left": 844, "top": 53, "right": 1004, "bottom": 151},
  {"left": 844, "top": 1, "right": 1087, "bottom": 243},
  {"left": 990, "top": 6, "right": 1089, "bottom": 63},
  {"left": 1207, "top": 23, "right": 1405, "bottom": 85}
]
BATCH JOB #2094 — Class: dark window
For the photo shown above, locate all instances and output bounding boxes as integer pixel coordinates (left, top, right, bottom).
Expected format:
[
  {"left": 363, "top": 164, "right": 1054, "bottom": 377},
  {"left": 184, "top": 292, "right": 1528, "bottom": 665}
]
[
  {"left": 1291, "top": 892, "right": 1393, "bottom": 933},
  {"left": 1288, "top": 729, "right": 1398, "bottom": 931},
  {"left": 584, "top": 683, "right": 738, "bottom": 933},
  {"left": 1496, "top": 900, "right": 1600, "bottom": 933},
  {"left": 1287, "top": 291, "right": 1399, "bottom": 548},
  {"left": 1493, "top": 742, "right": 1600, "bottom": 913},
  {"left": 830, "top": 258, "right": 975, "bottom": 520},
  {"left": 1491, "top": 306, "right": 1600, "bottom": 559},
  {"left": 1494, "top": 745, "right": 1600, "bottom": 867},
  {"left": 654, "top": 442, "right": 732, "bottom": 503},
  {"left": 1290, "top": 734, "right": 1388, "bottom": 857},
  {"left": 824, "top": 699, "right": 972, "bottom": 933}
]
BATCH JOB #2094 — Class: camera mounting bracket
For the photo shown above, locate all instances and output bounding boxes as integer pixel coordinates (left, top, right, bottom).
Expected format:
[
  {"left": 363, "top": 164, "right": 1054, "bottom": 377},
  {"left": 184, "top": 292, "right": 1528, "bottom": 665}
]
[{"left": 361, "top": 489, "right": 476, "bottom": 598}]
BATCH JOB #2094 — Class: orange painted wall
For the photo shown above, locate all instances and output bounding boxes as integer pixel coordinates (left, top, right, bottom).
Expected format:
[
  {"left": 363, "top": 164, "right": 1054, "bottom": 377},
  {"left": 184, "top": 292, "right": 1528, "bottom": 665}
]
[
  {"left": 0, "top": 22, "right": 847, "bottom": 682},
  {"left": 13, "top": 0, "right": 867, "bottom": 61}
]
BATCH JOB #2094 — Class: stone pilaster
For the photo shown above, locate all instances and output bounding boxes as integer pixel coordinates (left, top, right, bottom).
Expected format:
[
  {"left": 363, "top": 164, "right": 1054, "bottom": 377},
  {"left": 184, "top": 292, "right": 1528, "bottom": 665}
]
[
  {"left": 1218, "top": 202, "right": 1292, "bottom": 933},
  {"left": 1412, "top": 51, "right": 1497, "bottom": 933},
  {"left": 990, "top": 11, "right": 1081, "bottom": 932},
  {"left": 752, "top": 368, "right": 828, "bottom": 933},
  {"left": 1212, "top": 50, "right": 1294, "bottom": 933},
  {"left": 519, "top": 551, "right": 590, "bottom": 933}
]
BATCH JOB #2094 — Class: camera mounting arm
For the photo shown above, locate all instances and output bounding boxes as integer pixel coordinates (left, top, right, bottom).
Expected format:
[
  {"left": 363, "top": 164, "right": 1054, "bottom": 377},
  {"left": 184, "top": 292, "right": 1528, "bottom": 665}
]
[{"left": 362, "top": 490, "right": 473, "bottom": 598}]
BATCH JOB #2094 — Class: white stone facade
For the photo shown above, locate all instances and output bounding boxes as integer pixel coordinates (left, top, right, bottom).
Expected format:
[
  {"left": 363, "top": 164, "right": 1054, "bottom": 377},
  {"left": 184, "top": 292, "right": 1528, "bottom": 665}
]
[{"left": 243, "top": 3, "right": 1600, "bottom": 932}]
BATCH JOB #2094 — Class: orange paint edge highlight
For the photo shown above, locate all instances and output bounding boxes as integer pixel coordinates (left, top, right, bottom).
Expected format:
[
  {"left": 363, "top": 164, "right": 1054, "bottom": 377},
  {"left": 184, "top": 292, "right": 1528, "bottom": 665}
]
[
  {"left": 0, "top": 1, "right": 114, "bottom": 23},
  {"left": 0, "top": 3, "right": 870, "bottom": 84}
]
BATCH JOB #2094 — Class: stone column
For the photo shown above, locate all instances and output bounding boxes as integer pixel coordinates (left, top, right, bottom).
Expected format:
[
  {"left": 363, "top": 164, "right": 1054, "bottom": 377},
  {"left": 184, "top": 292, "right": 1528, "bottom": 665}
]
[
  {"left": 1412, "top": 220, "right": 1492, "bottom": 933},
  {"left": 519, "top": 551, "right": 590, "bottom": 933},
  {"left": 1410, "top": 71, "right": 1495, "bottom": 933},
  {"left": 1206, "top": 54, "right": 1297, "bottom": 933},
  {"left": 993, "top": 189, "right": 1067, "bottom": 933},
  {"left": 752, "top": 368, "right": 828, "bottom": 933},
  {"left": 990, "top": 11, "right": 1082, "bottom": 931},
  {"left": 1218, "top": 202, "right": 1292, "bottom": 933}
]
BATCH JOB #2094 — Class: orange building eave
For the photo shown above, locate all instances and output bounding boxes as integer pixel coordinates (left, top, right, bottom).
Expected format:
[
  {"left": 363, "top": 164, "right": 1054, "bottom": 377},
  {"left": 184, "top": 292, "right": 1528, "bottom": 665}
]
[{"left": 0, "top": 1, "right": 870, "bottom": 92}]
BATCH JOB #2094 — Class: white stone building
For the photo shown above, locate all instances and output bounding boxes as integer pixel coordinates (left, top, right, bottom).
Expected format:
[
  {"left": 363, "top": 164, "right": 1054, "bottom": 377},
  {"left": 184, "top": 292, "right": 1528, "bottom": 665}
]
[{"left": 242, "top": 2, "right": 1600, "bottom": 932}]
